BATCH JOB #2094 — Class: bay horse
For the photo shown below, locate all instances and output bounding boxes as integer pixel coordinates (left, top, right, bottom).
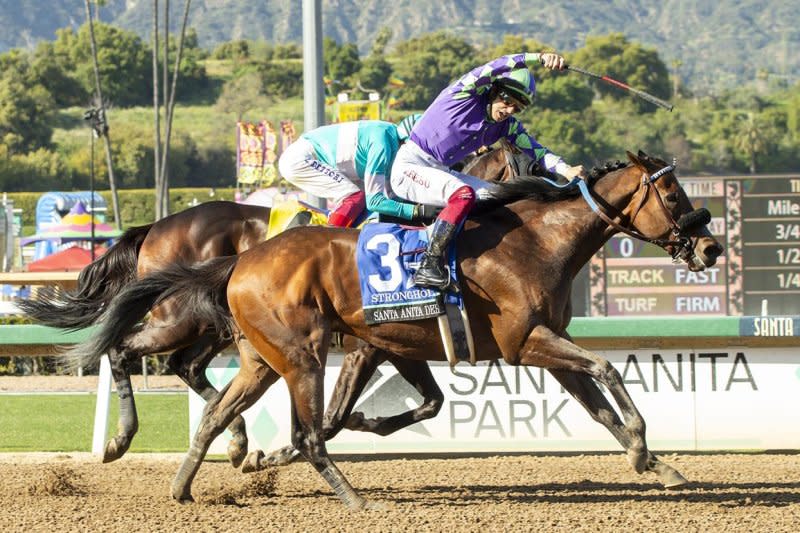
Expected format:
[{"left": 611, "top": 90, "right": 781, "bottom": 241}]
[
  {"left": 68, "top": 151, "right": 723, "bottom": 508},
  {"left": 19, "top": 147, "right": 520, "bottom": 465}
]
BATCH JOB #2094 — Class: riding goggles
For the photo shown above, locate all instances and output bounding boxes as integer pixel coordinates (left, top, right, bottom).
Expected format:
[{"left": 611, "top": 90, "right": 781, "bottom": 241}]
[{"left": 498, "top": 90, "right": 528, "bottom": 113}]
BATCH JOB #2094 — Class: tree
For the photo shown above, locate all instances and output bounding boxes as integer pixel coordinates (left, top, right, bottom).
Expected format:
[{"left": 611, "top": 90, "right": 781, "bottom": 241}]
[
  {"left": 54, "top": 22, "right": 151, "bottom": 107},
  {"left": 569, "top": 34, "right": 671, "bottom": 113},
  {"left": 357, "top": 54, "right": 392, "bottom": 92},
  {"left": 0, "top": 54, "right": 56, "bottom": 154},
  {"left": 30, "top": 41, "right": 87, "bottom": 108},
  {"left": 370, "top": 27, "right": 392, "bottom": 56},
  {"left": 156, "top": 0, "right": 194, "bottom": 219},
  {"left": 323, "top": 37, "right": 361, "bottom": 84},
  {"left": 215, "top": 71, "right": 273, "bottom": 121},
  {"left": 535, "top": 75, "right": 595, "bottom": 113},
  {"left": 84, "top": 0, "right": 122, "bottom": 228},
  {"left": 258, "top": 61, "right": 304, "bottom": 99},
  {"left": 733, "top": 112, "right": 778, "bottom": 174},
  {"left": 213, "top": 40, "right": 250, "bottom": 61},
  {"left": 390, "top": 31, "right": 475, "bottom": 108},
  {"left": 355, "top": 27, "right": 393, "bottom": 92}
]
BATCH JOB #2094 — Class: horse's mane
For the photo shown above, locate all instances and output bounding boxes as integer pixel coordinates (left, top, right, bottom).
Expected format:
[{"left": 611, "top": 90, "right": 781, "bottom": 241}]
[{"left": 472, "top": 159, "right": 630, "bottom": 214}]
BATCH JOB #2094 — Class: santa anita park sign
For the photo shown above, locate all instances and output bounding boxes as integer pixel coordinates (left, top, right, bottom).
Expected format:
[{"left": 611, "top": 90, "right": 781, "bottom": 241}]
[{"left": 189, "top": 330, "right": 800, "bottom": 455}]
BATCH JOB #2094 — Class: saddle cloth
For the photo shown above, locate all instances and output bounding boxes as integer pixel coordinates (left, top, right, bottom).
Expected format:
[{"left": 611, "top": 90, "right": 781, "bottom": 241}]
[{"left": 356, "top": 223, "right": 461, "bottom": 325}]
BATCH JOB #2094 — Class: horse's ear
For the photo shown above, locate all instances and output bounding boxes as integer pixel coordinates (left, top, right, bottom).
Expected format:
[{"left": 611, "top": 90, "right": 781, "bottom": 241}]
[{"left": 627, "top": 151, "right": 647, "bottom": 172}]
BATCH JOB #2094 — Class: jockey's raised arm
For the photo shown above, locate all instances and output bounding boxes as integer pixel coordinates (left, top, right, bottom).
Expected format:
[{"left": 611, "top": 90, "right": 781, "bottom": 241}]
[{"left": 390, "top": 51, "right": 586, "bottom": 289}]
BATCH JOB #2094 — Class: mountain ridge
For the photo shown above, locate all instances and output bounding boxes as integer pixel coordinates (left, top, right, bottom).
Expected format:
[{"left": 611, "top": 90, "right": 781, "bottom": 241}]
[{"left": 1, "top": 0, "right": 796, "bottom": 93}]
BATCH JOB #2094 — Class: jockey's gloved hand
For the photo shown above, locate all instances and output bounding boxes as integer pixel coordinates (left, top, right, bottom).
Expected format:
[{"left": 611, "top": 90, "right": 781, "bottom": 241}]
[{"left": 414, "top": 203, "right": 443, "bottom": 222}]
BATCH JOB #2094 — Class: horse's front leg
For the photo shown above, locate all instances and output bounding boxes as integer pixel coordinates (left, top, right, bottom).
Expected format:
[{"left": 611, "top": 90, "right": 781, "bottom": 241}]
[
  {"left": 348, "top": 354, "right": 444, "bottom": 436},
  {"left": 511, "top": 325, "right": 648, "bottom": 474},
  {"left": 548, "top": 367, "right": 687, "bottom": 487}
]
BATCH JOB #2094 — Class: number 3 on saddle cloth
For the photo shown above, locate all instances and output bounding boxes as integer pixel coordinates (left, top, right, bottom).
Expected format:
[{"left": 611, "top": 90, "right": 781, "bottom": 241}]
[{"left": 357, "top": 223, "right": 477, "bottom": 367}]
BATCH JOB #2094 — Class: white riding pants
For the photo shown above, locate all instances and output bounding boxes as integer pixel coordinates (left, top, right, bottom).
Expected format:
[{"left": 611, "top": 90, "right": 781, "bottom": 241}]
[
  {"left": 390, "top": 140, "right": 492, "bottom": 206},
  {"left": 277, "top": 137, "right": 362, "bottom": 207}
]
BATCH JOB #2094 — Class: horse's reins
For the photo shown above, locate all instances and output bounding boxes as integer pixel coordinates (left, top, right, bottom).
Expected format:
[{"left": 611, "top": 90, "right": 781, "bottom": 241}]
[
  {"left": 576, "top": 164, "right": 707, "bottom": 263},
  {"left": 502, "top": 147, "right": 520, "bottom": 179}
]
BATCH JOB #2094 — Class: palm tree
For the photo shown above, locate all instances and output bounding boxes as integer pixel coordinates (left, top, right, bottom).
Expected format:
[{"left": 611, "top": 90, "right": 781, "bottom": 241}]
[
  {"left": 733, "top": 112, "right": 776, "bottom": 174},
  {"left": 84, "top": 0, "right": 121, "bottom": 229}
]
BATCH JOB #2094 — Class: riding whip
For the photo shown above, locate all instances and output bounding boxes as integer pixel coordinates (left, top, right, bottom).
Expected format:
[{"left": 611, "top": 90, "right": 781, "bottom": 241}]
[{"left": 565, "top": 65, "right": 674, "bottom": 111}]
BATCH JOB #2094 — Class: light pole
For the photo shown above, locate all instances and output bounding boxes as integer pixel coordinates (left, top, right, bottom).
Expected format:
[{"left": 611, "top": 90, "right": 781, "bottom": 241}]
[{"left": 302, "top": 0, "right": 326, "bottom": 209}]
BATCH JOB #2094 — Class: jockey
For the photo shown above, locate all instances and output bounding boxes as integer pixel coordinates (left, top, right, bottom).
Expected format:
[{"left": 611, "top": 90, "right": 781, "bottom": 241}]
[
  {"left": 278, "top": 116, "right": 430, "bottom": 226},
  {"left": 390, "top": 52, "right": 588, "bottom": 289}
]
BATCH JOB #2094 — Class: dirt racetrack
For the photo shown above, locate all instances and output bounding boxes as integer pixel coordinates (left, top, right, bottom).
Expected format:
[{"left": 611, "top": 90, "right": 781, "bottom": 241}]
[{"left": 1, "top": 452, "right": 798, "bottom": 532}]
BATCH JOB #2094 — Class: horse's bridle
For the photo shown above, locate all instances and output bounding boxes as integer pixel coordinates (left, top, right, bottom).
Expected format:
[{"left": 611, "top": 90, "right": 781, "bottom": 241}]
[{"left": 576, "top": 163, "right": 707, "bottom": 264}]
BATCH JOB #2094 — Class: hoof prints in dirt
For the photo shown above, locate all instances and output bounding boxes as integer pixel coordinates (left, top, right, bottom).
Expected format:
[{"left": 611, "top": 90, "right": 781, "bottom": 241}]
[
  {"left": 199, "top": 468, "right": 278, "bottom": 506},
  {"left": 27, "top": 466, "right": 86, "bottom": 497}
]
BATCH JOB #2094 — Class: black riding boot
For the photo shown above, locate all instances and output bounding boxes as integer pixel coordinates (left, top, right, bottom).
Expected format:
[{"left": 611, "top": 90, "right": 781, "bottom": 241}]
[{"left": 413, "top": 219, "right": 457, "bottom": 289}]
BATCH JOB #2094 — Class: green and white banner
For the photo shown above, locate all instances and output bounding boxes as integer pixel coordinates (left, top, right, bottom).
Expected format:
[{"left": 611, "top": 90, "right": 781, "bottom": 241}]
[{"left": 189, "top": 347, "right": 800, "bottom": 455}]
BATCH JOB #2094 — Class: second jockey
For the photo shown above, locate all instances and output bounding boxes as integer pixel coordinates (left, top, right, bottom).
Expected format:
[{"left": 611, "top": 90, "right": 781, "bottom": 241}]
[
  {"left": 278, "top": 117, "right": 433, "bottom": 227},
  {"left": 390, "top": 52, "right": 588, "bottom": 289}
]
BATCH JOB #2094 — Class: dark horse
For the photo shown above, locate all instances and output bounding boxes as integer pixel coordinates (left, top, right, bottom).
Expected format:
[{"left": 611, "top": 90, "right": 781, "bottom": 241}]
[
  {"left": 20, "top": 147, "right": 526, "bottom": 465},
  {"left": 19, "top": 201, "right": 271, "bottom": 463},
  {"left": 67, "top": 151, "right": 723, "bottom": 508}
]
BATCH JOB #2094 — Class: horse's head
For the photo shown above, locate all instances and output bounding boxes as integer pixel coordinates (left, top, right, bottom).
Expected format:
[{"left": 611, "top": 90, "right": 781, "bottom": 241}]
[
  {"left": 588, "top": 151, "right": 723, "bottom": 272},
  {"left": 461, "top": 141, "right": 542, "bottom": 183}
]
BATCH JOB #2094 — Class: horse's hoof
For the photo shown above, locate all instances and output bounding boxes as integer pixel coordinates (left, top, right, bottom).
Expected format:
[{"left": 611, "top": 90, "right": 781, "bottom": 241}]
[
  {"left": 174, "top": 494, "right": 195, "bottom": 505},
  {"left": 663, "top": 470, "right": 689, "bottom": 489},
  {"left": 172, "top": 487, "right": 195, "bottom": 504},
  {"left": 344, "top": 412, "right": 366, "bottom": 431},
  {"left": 627, "top": 448, "right": 648, "bottom": 474},
  {"left": 241, "top": 450, "right": 265, "bottom": 474},
  {"left": 362, "top": 500, "right": 387, "bottom": 511},
  {"left": 261, "top": 446, "right": 301, "bottom": 467},
  {"left": 227, "top": 437, "right": 248, "bottom": 469},
  {"left": 345, "top": 495, "right": 371, "bottom": 511},
  {"left": 653, "top": 462, "right": 689, "bottom": 488},
  {"left": 102, "top": 437, "right": 128, "bottom": 463}
]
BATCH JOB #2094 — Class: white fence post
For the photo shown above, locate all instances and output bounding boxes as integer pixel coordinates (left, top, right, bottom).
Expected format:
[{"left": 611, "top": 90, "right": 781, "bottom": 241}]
[{"left": 92, "top": 354, "right": 112, "bottom": 455}]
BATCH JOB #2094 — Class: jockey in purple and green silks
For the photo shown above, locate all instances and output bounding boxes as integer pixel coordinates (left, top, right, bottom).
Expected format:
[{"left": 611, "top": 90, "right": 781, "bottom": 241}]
[{"left": 391, "top": 52, "right": 588, "bottom": 289}]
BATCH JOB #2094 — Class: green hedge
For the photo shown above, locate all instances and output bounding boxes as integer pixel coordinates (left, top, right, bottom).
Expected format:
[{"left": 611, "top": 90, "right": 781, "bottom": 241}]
[{"left": 4, "top": 188, "right": 237, "bottom": 230}]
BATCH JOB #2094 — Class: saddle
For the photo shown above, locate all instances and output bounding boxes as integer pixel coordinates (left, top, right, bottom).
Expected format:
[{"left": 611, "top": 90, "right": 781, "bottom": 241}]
[{"left": 266, "top": 200, "right": 328, "bottom": 239}]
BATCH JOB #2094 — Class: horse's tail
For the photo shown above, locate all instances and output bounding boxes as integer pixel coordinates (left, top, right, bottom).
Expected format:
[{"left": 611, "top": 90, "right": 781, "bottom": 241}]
[
  {"left": 63, "top": 256, "right": 239, "bottom": 371},
  {"left": 17, "top": 224, "right": 153, "bottom": 330}
]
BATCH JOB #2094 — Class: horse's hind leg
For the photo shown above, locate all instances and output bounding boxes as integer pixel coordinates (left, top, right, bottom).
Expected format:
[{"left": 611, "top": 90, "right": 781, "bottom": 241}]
[
  {"left": 242, "top": 307, "right": 371, "bottom": 509},
  {"left": 284, "top": 353, "right": 372, "bottom": 510},
  {"left": 167, "top": 333, "right": 249, "bottom": 468},
  {"left": 254, "top": 346, "right": 443, "bottom": 470},
  {"left": 103, "top": 346, "right": 139, "bottom": 463},
  {"left": 171, "top": 345, "right": 280, "bottom": 503},
  {"left": 548, "top": 368, "right": 687, "bottom": 488},
  {"left": 249, "top": 342, "right": 389, "bottom": 469},
  {"left": 102, "top": 316, "right": 225, "bottom": 463}
]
